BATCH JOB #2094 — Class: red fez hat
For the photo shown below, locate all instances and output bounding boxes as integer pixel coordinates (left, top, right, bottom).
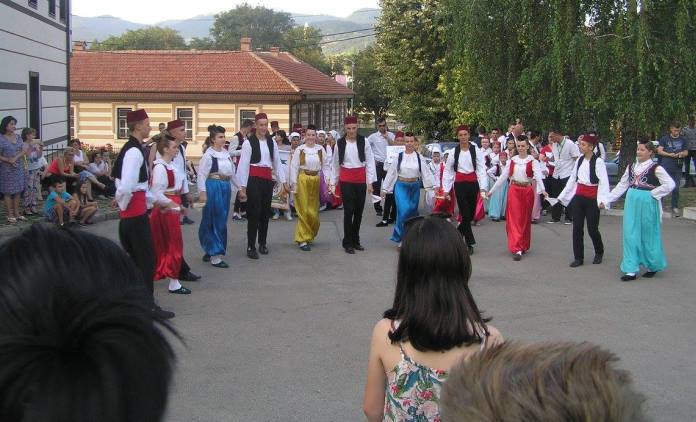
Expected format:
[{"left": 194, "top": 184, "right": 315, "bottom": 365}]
[
  {"left": 395, "top": 131, "right": 405, "bottom": 138},
  {"left": 292, "top": 123, "right": 303, "bottom": 130},
  {"left": 271, "top": 121, "right": 279, "bottom": 126},
  {"left": 583, "top": 133, "right": 599, "bottom": 145},
  {"left": 166, "top": 119, "right": 184, "bottom": 131},
  {"left": 127, "top": 109, "right": 148, "bottom": 124},
  {"left": 456, "top": 125, "right": 470, "bottom": 134},
  {"left": 255, "top": 113, "right": 268, "bottom": 121},
  {"left": 344, "top": 116, "right": 358, "bottom": 125}
]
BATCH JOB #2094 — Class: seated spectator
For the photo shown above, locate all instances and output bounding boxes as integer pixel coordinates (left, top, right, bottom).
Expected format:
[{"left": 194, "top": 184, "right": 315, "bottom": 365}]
[
  {"left": 87, "top": 152, "right": 116, "bottom": 197},
  {"left": 45, "top": 147, "right": 105, "bottom": 195},
  {"left": 363, "top": 215, "right": 502, "bottom": 422},
  {"left": 70, "top": 138, "right": 87, "bottom": 172},
  {"left": 74, "top": 180, "right": 98, "bottom": 226},
  {"left": 0, "top": 225, "right": 175, "bottom": 422},
  {"left": 441, "top": 341, "right": 647, "bottom": 422},
  {"left": 43, "top": 177, "right": 77, "bottom": 227}
]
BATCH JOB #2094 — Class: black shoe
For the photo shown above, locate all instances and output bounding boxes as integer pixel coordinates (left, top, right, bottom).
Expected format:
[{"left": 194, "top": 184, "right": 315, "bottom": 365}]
[
  {"left": 202, "top": 254, "right": 210, "bottom": 262},
  {"left": 468, "top": 245, "right": 474, "bottom": 255},
  {"left": 563, "top": 219, "right": 572, "bottom": 225},
  {"left": 531, "top": 219, "right": 539, "bottom": 224},
  {"left": 491, "top": 218, "right": 499, "bottom": 222},
  {"left": 182, "top": 216, "right": 195, "bottom": 225},
  {"left": 180, "top": 271, "right": 201, "bottom": 282},
  {"left": 211, "top": 261, "right": 229, "bottom": 268},
  {"left": 354, "top": 243, "right": 365, "bottom": 251},
  {"left": 387, "top": 219, "right": 395, "bottom": 224},
  {"left": 152, "top": 306, "right": 175, "bottom": 320},
  {"left": 259, "top": 245, "right": 269, "bottom": 255},
  {"left": 169, "top": 286, "right": 192, "bottom": 294},
  {"left": 621, "top": 274, "right": 637, "bottom": 282},
  {"left": 299, "top": 244, "right": 311, "bottom": 252},
  {"left": 376, "top": 220, "right": 388, "bottom": 227},
  {"left": 344, "top": 247, "right": 355, "bottom": 254},
  {"left": 247, "top": 248, "right": 259, "bottom": 260},
  {"left": 592, "top": 254, "right": 603, "bottom": 265},
  {"left": 569, "top": 260, "right": 583, "bottom": 268},
  {"left": 643, "top": 271, "right": 657, "bottom": 278},
  {"left": 513, "top": 252, "right": 522, "bottom": 261}
]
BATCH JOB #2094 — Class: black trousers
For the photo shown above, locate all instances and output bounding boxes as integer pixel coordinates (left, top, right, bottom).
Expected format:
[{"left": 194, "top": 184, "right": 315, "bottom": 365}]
[
  {"left": 382, "top": 193, "right": 397, "bottom": 222},
  {"left": 453, "top": 181, "right": 479, "bottom": 246},
  {"left": 119, "top": 214, "right": 155, "bottom": 304},
  {"left": 550, "top": 177, "right": 572, "bottom": 221},
  {"left": 95, "top": 175, "right": 116, "bottom": 196},
  {"left": 340, "top": 181, "right": 366, "bottom": 248},
  {"left": 372, "top": 161, "right": 386, "bottom": 210},
  {"left": 683, "top": 150, "right": 696, "bottom": 184},
  {"left": 570, "top": 195, "right": 604, "bottom": 260},
  {"left": 246, "top": 176, "right": 274, "bottom": 249}
]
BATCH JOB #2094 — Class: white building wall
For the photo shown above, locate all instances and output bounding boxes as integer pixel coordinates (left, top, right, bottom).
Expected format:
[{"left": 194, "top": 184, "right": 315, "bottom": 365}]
[{"left": 0, "top": 0, "right": 69, "bottom": 146}]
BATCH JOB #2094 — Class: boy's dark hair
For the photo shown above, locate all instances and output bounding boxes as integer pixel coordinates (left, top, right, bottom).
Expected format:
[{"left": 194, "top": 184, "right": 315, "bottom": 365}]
[
  {"left": 50, "top": 176, "right": 66, "bottom": 187},
  {"left": 0, "top": 226, "right": 176, "bottom": 422},
  {"left": 383, "top": 216, "right": 489, "bottom": 352},
  {"left": 306, "top": 124, "right": 317, "bottom": 132},
  {"left": 442, "top": 341, "right": 647, "bottom": 422},
  {"left": 240, "top": 119, "right": 254, "bottom": 129}
]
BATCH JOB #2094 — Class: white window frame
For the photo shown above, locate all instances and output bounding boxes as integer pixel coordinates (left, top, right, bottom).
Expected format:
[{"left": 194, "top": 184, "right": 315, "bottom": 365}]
[
  {"left": 69, "top": 105, "right": 77, "bottom": 139},
  {"left": 116, "top": 107, "right": 133, "bottom": 139},
  {"left": 175, "top": 107, "right": 195, "bottom": 140},
  {"left": 239, "top": 109, "right": 256, "bottom": 126}
]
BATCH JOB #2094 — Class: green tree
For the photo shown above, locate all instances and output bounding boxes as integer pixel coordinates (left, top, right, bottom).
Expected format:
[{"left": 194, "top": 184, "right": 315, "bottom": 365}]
[
  {"left": 209, "top": 4, "right": 293, "bottom": 50},
  {"left": 91, "top": 27, "right": 187, "bottom": 50},
  {"left": 281, "top": 26, "right": 331, "bottom": 74},
  {"left": 345, "top": 47, "right": 390, "bottom": 119},
  {"left": 375, "top": 0, "right": 451, "bottom": 138},
  {"left": 188, "top": 37, "right": 216, "bottom": 50}
]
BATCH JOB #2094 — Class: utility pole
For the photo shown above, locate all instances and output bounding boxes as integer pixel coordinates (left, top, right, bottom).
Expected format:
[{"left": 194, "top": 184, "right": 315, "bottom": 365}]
[{"left": 343, "top": 58, "right": 356, "bottom": 114}]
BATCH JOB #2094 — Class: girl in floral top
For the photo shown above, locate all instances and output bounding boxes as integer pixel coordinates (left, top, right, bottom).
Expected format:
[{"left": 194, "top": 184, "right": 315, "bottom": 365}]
[{"left": 363, "top": 215, "right": 503, "bottom": 422}]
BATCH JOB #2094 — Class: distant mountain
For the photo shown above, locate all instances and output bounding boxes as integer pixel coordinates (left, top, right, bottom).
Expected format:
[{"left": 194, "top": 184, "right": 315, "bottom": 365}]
[{"left": 71, "top": 8, "right": 380, "bottom": 53}]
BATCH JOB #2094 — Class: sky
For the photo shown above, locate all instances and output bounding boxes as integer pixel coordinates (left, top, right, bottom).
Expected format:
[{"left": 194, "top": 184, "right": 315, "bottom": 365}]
[{"left": 72, "top": 0, "right": 381, "bottom": 24}]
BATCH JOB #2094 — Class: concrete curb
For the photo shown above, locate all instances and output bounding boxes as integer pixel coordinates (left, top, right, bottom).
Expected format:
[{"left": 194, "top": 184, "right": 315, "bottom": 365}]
[
  {"left": 0, "top": 209, "right": 121, "bottom": 239},
  {"left": 602, "top": 207, "right": 696, "bottom": 221}
]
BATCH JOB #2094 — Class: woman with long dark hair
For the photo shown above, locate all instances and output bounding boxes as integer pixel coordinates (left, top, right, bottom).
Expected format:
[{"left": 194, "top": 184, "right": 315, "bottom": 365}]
[
  {"left": 198, "top": 125, "right": 242, "bottom": 268},
  {"left": 363, "top": 215, "right": 502, "bottom": 422},
  {"left": 0, "top": 116, "right": 27, "bottom": 223}
]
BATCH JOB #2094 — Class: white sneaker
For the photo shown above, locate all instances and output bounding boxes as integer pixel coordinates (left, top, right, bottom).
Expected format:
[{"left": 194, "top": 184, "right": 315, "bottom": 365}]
[
  {"left": 272, "top": 214, "right": 279, "bottom": 220},
  {"left": 285, "top": 213, "right": 293, "bottom": 221},
  {"left": 319, "top": 204, "right": 327, "bottom": 211},
  {"left": 672, "top": 208, "right": 680, "bottom": 217}
]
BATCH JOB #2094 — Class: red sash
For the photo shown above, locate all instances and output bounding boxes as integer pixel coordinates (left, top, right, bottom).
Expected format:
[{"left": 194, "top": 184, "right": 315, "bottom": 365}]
[
  {"left": 250, "top": 166, "right": 273, "bottom": 180},
  {"left": 455, "top": 171, "right": 477, "bottom": 183},
  {"left": 576, "top": 183, "right": 598, "bottom": 199},
  {"left": 339, "top": 166, "right": 367, "bottom": 184},
  {"left": 120, "top": 191, "right": 147, "bottom": 218}
]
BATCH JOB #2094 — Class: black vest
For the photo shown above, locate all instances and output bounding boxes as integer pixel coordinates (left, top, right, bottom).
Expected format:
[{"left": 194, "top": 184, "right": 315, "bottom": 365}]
[
  {"left": 112, "top": 136, "right": 147, "bottom": 182},
  {"left": 628, "top": 162, "right": 661, "bottom": 189},
  {"left": 397, "top": 152, "right": 422, "bottom": 173},
  {"left": 338, "top": 135, "right": 367, "bottom": 165},
  {"left": 235, "top": 131, "right": 245, "bottom": 150},
  {"left": 453, "top": 143, "right": 477, "bottom": 171},
  {"left": 248, "top": 134, "right": 275, "bottom": 164},
  {"left": 576, "top": 155, "right": 599, "bottom": 184}
]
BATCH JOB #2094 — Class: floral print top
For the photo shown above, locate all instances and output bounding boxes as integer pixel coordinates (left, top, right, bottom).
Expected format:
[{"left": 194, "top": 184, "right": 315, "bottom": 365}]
[{"left": 383, "top": 322, "right": 487, "bottom": 422}]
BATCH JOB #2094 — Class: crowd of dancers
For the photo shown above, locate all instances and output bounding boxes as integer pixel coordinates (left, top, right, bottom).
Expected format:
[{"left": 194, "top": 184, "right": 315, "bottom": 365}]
[{"left": 111, "top": 110, "right": 675, "bottom": 318}]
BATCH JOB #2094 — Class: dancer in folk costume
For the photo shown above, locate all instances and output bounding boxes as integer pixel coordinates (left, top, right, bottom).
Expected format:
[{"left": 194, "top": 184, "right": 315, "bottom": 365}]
[
  {"left": 330, "top": 116, "right": 377, "bottom": 254},
  {"left": 381, "top": 132, "right": 435, "bottom": 245},
  {"left": 149, "top": 135, "right": 191, "bottom": 295},
  {"left": 111, "top": 109, "right": 174, "bottom": 319},
  {"left": 198, "top": 125, "right": 243, "bottom": 268},
  {"left": 377, "top": 131, "right": 405, "bottom": 227},
  {"left": 557, "top": 133, "right": 610, "bottom": 268},
  {"left": 238, "top": 113, "right": 287, "bottom": 259},
  {"left": 528, "top": 131, "right": 544, "bottom": 223},
  {"left": 290, "top": 125, "right": 328, "bottom": 251},
  {"left": 425, "top": 144, "right": 443, "bottom": 212},
  {"left": 603, "top": 141, "right": 675, "bottom": 282},
  {"left": 442, "top": 126, "right": 488, "bottom": 254},
  {"left": 486, "top": 136, "right": 547, "bottom": 261},
  {"left": 486, "top": 150, "right": 509, "bottom": 222},
  {"left": 432, "top": 149, "right": 456, "bottom": 218}
]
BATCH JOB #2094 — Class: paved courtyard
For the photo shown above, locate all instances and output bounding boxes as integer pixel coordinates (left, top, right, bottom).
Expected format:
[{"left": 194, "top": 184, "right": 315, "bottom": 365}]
[{"left": 83, "top": 206, "right": 695, "bottom": 421}]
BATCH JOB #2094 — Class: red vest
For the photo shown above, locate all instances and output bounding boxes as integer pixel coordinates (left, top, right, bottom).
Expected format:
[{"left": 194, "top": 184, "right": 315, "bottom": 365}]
[{"left": 509, "top": 159, "right": 533, "bottom": 178}]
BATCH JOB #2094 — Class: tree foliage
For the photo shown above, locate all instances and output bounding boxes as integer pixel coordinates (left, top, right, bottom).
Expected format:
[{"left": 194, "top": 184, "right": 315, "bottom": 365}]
[
  {"left": 281, "top": 26, "right": 331, "bottom": 74},
  {"left": 346, "top": 46, "right": 391, "bottom": 119},
  {"left": 209, "top": 4, "right": 293, "bottom": 50},
  {"left": 91, "top": 27, "right": 187, "bottom": 50}
]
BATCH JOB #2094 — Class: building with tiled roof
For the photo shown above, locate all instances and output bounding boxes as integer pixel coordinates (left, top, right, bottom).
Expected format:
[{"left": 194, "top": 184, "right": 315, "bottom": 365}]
[{"left": 69, "top": 38, "right": 353, "bottom": 156}]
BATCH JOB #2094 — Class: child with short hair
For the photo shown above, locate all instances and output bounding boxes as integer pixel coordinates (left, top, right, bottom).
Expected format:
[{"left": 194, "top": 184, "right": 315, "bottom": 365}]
[
  {"left": 44, "top": 178, "right": 78, "bottom": 226},
  {"left": 74, "top": 180, "right": 98, "bottom": 226}
]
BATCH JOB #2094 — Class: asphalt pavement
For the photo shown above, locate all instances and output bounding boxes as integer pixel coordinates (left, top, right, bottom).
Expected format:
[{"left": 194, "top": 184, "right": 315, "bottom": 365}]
[{"left": 76, "top": 205, "right": 696, "bottom": 421}]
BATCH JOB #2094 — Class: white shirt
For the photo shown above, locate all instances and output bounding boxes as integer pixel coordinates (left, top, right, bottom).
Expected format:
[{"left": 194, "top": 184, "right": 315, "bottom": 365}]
[
  {"left": 156, "top": 144, "right": 189, "bottom": 194},
  {"left": 606, "top": 159, "right": 675, "bottom": 204},
  {"left": 150, "top": 159, "right": 185, "bottom": 206},
  {"left": 330, "top": 139, "right": 378, "bottom": 185},
  {"left": 428, "top": 160, "right": 443, "bottom": 188},
  {"left": 237, "top": 138, "right": 286, "bottom": 187},
  {"left": 382, "top": 151, "right": 435, "bottom": 193},
  {"left": 557, "top": 156, "right": 610, "bottom": 206},
  {"left": 87, "top": 161, "right": 108, "bottom": 176},
  {"left": 595, "top": 142, "right": 607, "bottom": 161},
  {"left": 197, "top": 147, "right": 240, "bottom": 192},
  {"left": 488, "top": 156, "right": 545, "bottom": 195},
  {"left": 551, "top": 137, "right": 581, "bottom": 179},
  {"left": 367, "top": 131, "right": 395, "bottom": 163},
  {"left": 114, "top": 147, "right": 149, "bottom": 211},
  {"left": 290, "top": 144, "right": 329, "bottom": 186},
  {"left": 73, "top": 149, "right": 85, "bottom": 165},
  {"left": 442, "top": 143, "right": 488, "bottom": 192},
  {"left": 228, "top": 132, "right": 246, "bottom": 158}
]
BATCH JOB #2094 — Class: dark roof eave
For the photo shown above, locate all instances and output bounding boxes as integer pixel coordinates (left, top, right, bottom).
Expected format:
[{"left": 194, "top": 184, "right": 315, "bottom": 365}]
[
  {"left": 300, "top": 92, "right": 354, "bottom": 100},
  {"left": 70, "top": 91, "right": 304, "bottom": 103}
]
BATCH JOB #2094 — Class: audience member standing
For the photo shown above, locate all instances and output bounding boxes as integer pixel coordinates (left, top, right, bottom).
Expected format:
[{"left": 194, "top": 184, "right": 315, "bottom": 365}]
[
  {"left": 657, "top": 122, "right": 687, "bottom": 216},
  {"left": 548, "top": 130, "right": 580, "bottom": 224},
  {"left": 681, "top": 115, "right": 696, "bottom": 187},
  {"left": 0, "top": 116, "right": 27, "bottom": 223},
  {"left": 21, "top": 127, "right": 42, "bottom": 215},
  {"left": 367, "top": 117, "right": 395, "bottom": 216}
]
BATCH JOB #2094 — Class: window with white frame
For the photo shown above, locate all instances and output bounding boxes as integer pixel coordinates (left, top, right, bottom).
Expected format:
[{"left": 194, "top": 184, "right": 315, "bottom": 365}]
[
  {"left": 117, "top": 108, "right": 132, "bottom": 139},
  {"left": 240, "top": 109, "right": 256, "bottom": 126},
  {"left": 69, "top": 106, "right": 76, "bottom": 139},
  {"left": 176, "top": 108, "right": 194, "bottom": 140}
]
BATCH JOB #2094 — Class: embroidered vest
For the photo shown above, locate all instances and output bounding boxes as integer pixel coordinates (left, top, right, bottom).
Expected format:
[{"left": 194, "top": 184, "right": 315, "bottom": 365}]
[{"left": 628, "top": 162, "right": 660, "bottom": 190}]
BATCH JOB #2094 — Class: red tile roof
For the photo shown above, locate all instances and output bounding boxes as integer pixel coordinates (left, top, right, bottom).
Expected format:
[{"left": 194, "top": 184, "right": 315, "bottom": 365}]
[{"left": 70, "top": 50, "right": 353, "bottom": 100}]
